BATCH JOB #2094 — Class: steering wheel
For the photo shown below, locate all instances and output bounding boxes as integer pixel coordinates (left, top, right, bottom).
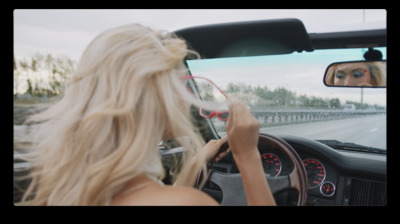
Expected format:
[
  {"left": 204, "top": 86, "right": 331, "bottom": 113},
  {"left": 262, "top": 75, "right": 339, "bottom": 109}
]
[{"left": 197, "top": 133, "right": 308, "bottom": 206}]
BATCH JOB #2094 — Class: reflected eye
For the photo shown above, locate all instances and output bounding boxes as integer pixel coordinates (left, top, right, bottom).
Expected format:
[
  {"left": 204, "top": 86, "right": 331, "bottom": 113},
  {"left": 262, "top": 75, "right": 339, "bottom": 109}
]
[
  {"left": 353, "top": 71, "right": 364, "bottom": 78},
  {"left": 335, "top": 72, "right": 345, "bottom": 79}
]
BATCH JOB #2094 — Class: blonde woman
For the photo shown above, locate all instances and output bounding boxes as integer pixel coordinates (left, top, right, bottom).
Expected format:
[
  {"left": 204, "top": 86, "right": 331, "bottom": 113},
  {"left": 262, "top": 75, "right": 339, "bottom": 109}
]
[
  {"left": 325, "top": 61, "right": 386, "bottom": 87},
  {"left": 20, "top": 24, "right": 276, "bottom": 206}
]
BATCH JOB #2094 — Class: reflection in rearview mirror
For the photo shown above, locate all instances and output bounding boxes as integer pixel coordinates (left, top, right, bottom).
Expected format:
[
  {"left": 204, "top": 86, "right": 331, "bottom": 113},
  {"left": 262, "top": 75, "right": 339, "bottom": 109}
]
[{"left": 324, "top": 60, "right": 386, "bottom": 87}]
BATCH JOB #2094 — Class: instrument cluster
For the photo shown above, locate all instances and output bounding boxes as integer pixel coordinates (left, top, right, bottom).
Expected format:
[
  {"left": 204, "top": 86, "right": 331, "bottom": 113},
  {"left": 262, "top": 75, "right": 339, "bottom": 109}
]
[{"left": 258, "top": 143, "right": 337, "bottom": 198}]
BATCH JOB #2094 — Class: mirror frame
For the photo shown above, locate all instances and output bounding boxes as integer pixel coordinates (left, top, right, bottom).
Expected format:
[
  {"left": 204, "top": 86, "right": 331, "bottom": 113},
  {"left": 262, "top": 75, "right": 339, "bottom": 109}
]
[{"left": 323, "top": 60, "right": 386, "bottom": 88}]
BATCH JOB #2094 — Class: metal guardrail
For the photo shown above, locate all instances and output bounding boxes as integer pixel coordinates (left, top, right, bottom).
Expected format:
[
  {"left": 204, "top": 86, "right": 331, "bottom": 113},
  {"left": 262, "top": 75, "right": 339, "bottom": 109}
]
[
  {"left": 212, "top": 109, "right": 386, "bottom": 131},
  {"left": 252, "top": 109, "right": 386, "bottom": 125}
]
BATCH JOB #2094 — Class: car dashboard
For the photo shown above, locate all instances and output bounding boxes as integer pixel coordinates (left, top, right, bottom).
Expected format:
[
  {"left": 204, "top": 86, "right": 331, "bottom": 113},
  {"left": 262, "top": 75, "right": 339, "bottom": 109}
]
[{"left": 204, "top": 134, "right": 387, "bottom": 206}]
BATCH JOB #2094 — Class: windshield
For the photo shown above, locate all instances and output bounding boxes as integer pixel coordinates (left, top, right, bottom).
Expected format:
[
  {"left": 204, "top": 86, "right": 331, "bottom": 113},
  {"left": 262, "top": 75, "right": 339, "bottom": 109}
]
[{"left": 186, "top": 47, "right": 386, "bottom": 150}]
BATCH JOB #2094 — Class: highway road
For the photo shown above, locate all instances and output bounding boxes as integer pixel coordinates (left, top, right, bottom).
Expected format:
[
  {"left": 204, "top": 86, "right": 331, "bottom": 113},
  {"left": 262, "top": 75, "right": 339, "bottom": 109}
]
[{"left": 259, "top": 114, "right": 386, "bottom": 150}]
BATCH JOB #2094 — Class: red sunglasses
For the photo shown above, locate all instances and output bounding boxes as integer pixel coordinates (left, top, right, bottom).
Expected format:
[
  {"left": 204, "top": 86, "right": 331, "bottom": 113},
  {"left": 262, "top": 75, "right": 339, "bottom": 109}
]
[{"left": 181, "top": 75, "right": 230, "bottom": 121}]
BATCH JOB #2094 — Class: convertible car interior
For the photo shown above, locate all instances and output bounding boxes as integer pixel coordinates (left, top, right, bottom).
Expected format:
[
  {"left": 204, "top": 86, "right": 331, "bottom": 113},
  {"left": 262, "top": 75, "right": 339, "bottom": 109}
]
[
  {"left": 14, "top": 18, "right": 387, "bottom": 206},
  {"left": 162, "top": 18, "right": 386, "bottom": 206}
]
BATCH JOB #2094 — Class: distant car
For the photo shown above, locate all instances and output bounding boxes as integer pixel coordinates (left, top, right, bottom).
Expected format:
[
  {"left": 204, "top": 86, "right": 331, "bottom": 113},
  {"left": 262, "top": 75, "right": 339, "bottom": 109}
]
[{"left": 343, "top": 104, "right": 356, "bottom": 111}]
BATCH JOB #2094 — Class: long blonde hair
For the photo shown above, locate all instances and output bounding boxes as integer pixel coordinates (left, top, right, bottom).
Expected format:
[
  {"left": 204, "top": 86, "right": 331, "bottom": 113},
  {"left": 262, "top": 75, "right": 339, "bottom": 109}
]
[{"left": 21, "top": 24, "right": 212, "bottom": 205}]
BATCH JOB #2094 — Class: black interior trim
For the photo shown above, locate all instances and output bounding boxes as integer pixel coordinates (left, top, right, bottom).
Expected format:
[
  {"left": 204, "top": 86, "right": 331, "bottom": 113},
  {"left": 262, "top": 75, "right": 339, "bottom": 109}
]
[
  {"left": 175, "top": 19, "right": 386, "bottom": 59},
  {"left": 309, "top": 29, "right": 387, "bottom": 49},
  {"left": 175, "top": 18, "right": 314, "bottom": 58}
]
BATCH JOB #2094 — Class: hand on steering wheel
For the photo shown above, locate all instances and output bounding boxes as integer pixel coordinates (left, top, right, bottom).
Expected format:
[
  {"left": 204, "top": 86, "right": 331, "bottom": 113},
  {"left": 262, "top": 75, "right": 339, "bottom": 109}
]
[
  {"left": 195, "top": 97, "right": 308, "bottom": 205},
  {"left": 197, "top": 134, "right": 308, "bottom": 206}
]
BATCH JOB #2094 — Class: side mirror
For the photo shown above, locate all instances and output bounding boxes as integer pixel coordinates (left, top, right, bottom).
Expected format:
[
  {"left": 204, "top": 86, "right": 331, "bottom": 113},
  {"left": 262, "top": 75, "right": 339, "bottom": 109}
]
[{"left": 323, "top": 60, "right": 386, "bottom": 87}]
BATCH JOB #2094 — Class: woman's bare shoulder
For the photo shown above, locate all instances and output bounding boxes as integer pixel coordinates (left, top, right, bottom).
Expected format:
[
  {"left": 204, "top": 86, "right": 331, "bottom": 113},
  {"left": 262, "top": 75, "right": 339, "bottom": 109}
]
[
  {"left": 160, "top": 185, "right": 219, "bottom": 206},
  {"left": 112, "top": 183, "right": 219, "bottom": 206}
]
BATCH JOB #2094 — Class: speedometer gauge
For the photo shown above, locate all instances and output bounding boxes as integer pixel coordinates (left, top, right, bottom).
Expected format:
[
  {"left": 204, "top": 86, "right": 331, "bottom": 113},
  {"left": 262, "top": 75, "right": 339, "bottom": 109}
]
[
  {"left": 302, "top": 158, "right": 326, "bottom": 188},
  {"left": 261, "top": 153, "right": 282, "bottom": 177}
]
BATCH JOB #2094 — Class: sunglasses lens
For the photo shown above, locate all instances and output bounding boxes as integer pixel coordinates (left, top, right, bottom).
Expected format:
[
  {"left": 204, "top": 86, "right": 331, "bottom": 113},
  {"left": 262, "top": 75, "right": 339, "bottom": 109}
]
[{"left": 218, "top": 112, "right": 229, "bottom": 120}]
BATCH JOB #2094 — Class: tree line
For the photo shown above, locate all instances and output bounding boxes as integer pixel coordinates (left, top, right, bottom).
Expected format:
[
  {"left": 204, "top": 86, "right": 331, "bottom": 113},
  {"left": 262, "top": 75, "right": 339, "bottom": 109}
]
[
  {"left": 14, "top": 53, "right": 77, "bottom": 101},
  {"left": 218, "top": 82, "right": 383, "bottom": 110}
]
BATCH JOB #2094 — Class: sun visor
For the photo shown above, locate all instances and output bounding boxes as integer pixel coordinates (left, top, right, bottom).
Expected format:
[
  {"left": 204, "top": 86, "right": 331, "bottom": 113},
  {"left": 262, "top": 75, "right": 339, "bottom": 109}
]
[{"left": 175, "top": 18, "right": 314, "bottom": 59}]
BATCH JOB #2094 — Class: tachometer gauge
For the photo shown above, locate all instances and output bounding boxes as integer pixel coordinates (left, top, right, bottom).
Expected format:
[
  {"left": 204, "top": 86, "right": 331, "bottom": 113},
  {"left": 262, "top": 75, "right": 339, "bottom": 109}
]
[
  {"left": 302, "top": 158, "right": 326, "bottom": 188},
  {"left": 261, "top": 153, "right": 282, "bottom": 177}
]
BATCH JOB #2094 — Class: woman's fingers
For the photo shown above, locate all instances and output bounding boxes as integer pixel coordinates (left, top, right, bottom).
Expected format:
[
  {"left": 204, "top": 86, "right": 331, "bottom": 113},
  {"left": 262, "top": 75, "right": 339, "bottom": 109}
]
[{"left": 225, "top": 97, "right": 260, "bottom": 156}]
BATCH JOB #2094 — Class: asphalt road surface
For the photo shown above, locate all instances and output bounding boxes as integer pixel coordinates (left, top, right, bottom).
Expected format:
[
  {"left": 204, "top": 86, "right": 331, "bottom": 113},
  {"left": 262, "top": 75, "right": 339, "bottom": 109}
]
[{"left": 259, "top": 114, "right": 386, "bottom": 150}]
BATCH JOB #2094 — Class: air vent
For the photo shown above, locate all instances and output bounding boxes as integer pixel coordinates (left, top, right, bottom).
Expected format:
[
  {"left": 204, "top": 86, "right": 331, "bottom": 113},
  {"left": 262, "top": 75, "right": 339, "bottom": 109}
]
[{"left": 348, "top": 178, "right": 386, "bottom": 206}]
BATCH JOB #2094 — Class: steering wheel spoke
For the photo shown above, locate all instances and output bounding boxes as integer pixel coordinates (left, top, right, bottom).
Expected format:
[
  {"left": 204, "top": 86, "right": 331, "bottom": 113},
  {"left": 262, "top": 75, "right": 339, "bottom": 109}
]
[
  {"left": 208, "top": 171, "right": 247, "bottom": 205},
  {"left": 266, "top": 175, "right": 291, "bottom": 195}
]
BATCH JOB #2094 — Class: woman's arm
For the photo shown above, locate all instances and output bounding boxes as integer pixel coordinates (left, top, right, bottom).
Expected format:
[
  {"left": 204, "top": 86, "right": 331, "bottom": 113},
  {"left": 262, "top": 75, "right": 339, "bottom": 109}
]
[
  {"left": 226, "top": 98, "right": 276, "bottom": 206},
  {"left": 174, "top": 98, "right": 276, "bottom": 205}
]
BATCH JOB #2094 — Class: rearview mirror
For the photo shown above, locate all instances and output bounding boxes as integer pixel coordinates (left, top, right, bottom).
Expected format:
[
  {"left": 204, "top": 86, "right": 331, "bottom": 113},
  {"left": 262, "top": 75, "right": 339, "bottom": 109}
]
[{"left": 324, "top": 60, "right": 386, "bottom": 87}]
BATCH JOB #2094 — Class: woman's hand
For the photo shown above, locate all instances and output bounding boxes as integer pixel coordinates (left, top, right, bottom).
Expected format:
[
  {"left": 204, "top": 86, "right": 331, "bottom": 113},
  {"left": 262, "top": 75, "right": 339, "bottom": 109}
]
[
  {"left": 225, "top": 97, "right": 260, "bottom": 159},
  {"left": 174, "top": 138, "right": 228, "bottom": 187},
  {"left": 200, "top": 138, "right": 229, "bottom": 163}
]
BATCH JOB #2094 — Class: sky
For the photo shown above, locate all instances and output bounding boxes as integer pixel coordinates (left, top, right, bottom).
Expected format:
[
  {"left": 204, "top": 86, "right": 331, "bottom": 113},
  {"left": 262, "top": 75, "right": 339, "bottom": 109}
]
[{"left": 13, "top": 9, "right": 387, "bottom": 106}]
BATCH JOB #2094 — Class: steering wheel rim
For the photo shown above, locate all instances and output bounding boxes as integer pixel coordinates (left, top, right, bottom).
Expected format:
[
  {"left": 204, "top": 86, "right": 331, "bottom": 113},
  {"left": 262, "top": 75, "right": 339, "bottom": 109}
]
[{"left": 198, "top": 133, "right": 308, "bottom": 206}]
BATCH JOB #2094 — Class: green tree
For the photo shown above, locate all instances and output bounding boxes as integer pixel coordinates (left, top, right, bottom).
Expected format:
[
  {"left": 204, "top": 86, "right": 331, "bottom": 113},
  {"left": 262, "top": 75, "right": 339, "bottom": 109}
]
[
  {"left": 225, "top": 83, "right": 241, "bottom": 94},
  {"left": 309, "top": 96, "right": 328, "bottom": 109},
  {"left": 271, "top": 87, "right": 296, "bottom": 107},
  {"left": 253, "top": 85, "right": 269, "bottom": 99},
  {"left": 14, "top": 56, "right": 20, "bottom": 97},
  {"left": 14, "top": 53, "right": 76, "bottom": 100},
  {"left": 298, "top": 94, "right": 310, "bottom": 108},
  {"left": 329, "top": 98, "right": 341, "bottom": 109}
]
